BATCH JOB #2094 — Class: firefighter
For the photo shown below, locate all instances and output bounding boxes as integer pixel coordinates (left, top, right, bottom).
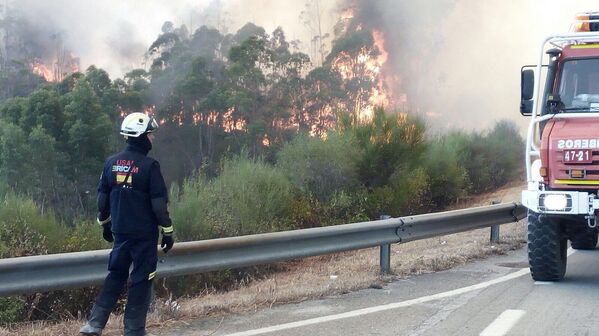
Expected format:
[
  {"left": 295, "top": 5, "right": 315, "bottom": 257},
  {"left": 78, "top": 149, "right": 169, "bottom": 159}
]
[{"left": 80, "top": 112, "right": 174, "bottom": 336}]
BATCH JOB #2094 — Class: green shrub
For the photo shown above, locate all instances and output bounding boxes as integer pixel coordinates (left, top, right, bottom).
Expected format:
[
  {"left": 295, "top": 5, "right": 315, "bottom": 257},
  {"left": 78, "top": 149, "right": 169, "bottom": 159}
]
[
  {"left": 0, "top": 192, "right": 64, "bottom": 258},
  {"left": 277, "top": 132, "right": 362, "bottom": 202},
  {"left": 63, "top": 220, "right": 109, "bottom": 252},
  {"left": 483, "top": 120, "right": 524, "bottom": 187},
  {"left": 422, "top": 138, "right": 469, "bottom": 209},
  {"left": 445, "top": 120, "right": 524, "bottom": 194},
  {"left": 326, "top": 190, "right": 369, "bottom": 225},
  {"left": 0, "top": 297, "right": 24, "bottom": 324},
  {"left": 171, "top": 155, "right": 295, "bottom": 239},
  {"left": 338, "top": 108, "right": 427, "bottom": 189},
  {"left": 388, "top": 167, "right": 432, "bottom": 216}
]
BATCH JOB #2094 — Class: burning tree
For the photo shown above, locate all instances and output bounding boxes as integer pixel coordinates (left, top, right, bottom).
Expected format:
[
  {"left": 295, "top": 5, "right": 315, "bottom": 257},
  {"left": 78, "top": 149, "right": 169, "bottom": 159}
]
[{"left": 326, "top": 6, "right": 391, "bottom": 124}]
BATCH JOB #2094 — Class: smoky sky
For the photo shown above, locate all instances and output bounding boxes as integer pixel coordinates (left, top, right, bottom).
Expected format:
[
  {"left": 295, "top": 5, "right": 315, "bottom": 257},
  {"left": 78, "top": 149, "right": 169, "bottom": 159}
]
[
  {"left": 6, "top": 0, "right": 340, "bottom": 77},
  {"left": 4, "top": 0, "right": 599, "bottom": 131},
  {"left": 362, "top": 0, "right": 599, "bottom": 131}
]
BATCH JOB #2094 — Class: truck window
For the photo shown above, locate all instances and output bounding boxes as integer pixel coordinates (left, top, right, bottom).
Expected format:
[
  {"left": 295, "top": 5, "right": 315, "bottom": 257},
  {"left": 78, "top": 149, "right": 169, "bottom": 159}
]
[{"left": 558, "top": 58, "right": 599, "bottom": 111}]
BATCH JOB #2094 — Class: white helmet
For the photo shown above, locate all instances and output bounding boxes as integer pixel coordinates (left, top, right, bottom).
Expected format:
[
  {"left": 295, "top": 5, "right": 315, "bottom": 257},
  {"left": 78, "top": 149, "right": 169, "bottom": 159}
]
[{"left": 120, "top": 112, "right": 159, "bottom": 138}]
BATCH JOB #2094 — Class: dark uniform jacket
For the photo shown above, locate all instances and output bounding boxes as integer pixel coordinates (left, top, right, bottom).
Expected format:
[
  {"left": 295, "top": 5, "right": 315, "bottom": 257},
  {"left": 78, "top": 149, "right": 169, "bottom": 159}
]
[{"left": 97, "top": 143, "right": 172, "bottom": 240}]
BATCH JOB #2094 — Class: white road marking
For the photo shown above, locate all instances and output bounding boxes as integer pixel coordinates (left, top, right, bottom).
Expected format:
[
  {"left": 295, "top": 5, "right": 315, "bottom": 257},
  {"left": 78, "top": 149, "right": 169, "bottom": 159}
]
[
  {"left": 223, "top": 268, "right": 530, "bottom": 336},
  {"left": 479, "top": 309, "right": 526, "bottom": 336},
  {"left": 223, "top": 248, "right": 578, "bottom": 336}
]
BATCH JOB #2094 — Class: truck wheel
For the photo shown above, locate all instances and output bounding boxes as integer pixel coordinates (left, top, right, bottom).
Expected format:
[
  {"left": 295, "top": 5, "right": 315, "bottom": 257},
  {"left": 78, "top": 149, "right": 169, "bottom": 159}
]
[
  {"left": 569, "top": 225, "right": 598, "bottom": 250},
  {"left": 527, "top": 211, "right": 567, "bottom": 281}
]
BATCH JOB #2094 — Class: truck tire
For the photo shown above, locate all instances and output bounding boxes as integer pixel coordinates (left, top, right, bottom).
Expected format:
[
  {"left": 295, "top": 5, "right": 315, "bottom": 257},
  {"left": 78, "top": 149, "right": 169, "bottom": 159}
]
[
  {"left": 527, "top": 211, "right": 567, "bottom": 281},
  {"left": 569, "top": 225, "right": 598, "bottom": 250}
]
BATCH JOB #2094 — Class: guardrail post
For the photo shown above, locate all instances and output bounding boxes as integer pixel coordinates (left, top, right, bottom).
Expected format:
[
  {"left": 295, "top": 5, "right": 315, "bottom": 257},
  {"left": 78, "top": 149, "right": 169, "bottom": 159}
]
[
  {"left": 490, "top": 225, "right": 500, "bottom": 242},
  {"left": 380, "top": 244, "right": 391, "bottom": 274},
  {"left": 490, "top": 201, "right": 500, "bottom": 242},
  {"left": 379, "top": 215, "right": 392, "bottom": 274}
]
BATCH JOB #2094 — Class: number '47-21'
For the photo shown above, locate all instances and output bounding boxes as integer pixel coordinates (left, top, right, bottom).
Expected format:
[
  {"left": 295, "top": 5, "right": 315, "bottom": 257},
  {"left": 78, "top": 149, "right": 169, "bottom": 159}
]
[{"left": 564, "top": 150, "right": 590, "bottom": 162}]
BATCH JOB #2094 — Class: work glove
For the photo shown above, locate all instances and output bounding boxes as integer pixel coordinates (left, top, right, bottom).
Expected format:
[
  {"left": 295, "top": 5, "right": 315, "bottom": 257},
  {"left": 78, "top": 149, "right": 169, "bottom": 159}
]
[
  {"left": 160, "top": 226, "right": 174, "bottom": 253},
  {"left": 102, "top": 223, "right": 114, "bottom": 243},
  {"left": 97, "top": 214, "right": 113, "bottom": 243}
]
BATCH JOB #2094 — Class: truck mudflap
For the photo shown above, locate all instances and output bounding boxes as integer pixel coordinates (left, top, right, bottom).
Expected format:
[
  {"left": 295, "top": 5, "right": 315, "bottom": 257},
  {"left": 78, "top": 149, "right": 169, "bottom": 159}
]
[{"left": 522, "top": 189, "right": 599, "bottom": 215}]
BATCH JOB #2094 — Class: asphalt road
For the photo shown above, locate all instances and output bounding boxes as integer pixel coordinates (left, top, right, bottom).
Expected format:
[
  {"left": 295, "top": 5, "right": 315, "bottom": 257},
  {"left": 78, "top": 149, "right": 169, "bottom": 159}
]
[{"left": 167, "top": 246, "right": 599, "bottom": 336}]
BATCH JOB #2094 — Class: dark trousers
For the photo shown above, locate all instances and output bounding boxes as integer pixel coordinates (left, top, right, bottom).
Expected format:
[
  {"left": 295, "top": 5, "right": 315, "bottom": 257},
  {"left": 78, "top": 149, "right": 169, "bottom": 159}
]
[{"left": 88, "top": 234, "right": 158, "bottom": 335}]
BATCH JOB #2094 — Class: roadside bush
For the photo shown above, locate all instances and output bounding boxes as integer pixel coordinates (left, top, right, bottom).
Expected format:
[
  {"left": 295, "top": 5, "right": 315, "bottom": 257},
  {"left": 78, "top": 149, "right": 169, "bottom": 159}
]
[
  {"left": 0, "top": 297, "right": 24, "bottom": 324},
  {"left": 63, "top": 220, "right": 109, "bottom": 252},
  {"left": 326, "top": 190, "right": 369, "bottom": 225},
  {"left": 166, "top": 156, "right": 295, "bottom": 297},
  {"left": 388, "top": 167, "right": 432, "bottom": 216},
  {"left": 338, "top": 108, "right": 427, "bottom": 189},
  {"left": 444, "top": 131, "right": 490, "bottom": 194},
  {"left": 483, "top": 120, "right": 524, "bottom": 188},
  {"left": 170, "top": 155, "right": 295, "bottom": 239},
  {"left": 364, "top": 167, "right": 431, "bottom": 218},
  {"left": 446, "top": 120, "right": 524, "bottom": 194},
  {"left": 0, "top": 192, "right": 63, "bottom": 258},
  {"left": 277, "top": 132, "right": 362, "bottom": 202},
  {"left": 422, "top": 137, "right": 469, "bottom": 209}
]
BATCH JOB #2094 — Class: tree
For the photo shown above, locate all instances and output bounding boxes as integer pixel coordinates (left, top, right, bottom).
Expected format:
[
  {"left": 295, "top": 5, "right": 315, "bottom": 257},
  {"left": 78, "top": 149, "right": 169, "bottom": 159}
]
[
  {"left": 21, "top": 88, "right": 63, "bottom": 138},
  {"left": 62, "top": 80, "right": 112, "bottom": 212},
  {"left": 339, "top": 108, "right": 427, "bottom": 189},
  {"left": 28, "top": 126, "right": 62, "bottom": 208},
  {"left": 0, "top": 122, "right": 30, "bottom": 189}
]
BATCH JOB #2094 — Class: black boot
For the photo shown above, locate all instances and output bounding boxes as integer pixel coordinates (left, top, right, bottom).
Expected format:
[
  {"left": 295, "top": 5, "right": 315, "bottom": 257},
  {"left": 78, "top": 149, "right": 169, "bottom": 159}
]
[
  {"left": 80, "top": 303, "right": 111, "bottom": 335},
  {"left": 124, "top": 304, "right": 149, "bottom": 336}
]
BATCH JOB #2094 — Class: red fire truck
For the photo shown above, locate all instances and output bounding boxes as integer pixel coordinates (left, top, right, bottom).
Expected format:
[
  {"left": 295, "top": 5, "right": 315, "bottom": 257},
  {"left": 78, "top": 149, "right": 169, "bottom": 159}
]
[{"left": 521, "top": 13, "right": 599, "bottom": 281}]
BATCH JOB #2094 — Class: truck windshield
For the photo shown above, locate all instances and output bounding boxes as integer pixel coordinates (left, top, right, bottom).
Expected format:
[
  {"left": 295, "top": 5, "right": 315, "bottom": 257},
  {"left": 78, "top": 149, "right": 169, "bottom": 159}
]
[{"left": 558, "top": 58, "right": 599, "bottom": 111}]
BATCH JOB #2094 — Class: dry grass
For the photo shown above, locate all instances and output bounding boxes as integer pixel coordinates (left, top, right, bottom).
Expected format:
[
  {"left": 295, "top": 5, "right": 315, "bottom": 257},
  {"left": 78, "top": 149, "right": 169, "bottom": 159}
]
[{"left": 0, "top": 183, "right": 526, "bottom": 336}]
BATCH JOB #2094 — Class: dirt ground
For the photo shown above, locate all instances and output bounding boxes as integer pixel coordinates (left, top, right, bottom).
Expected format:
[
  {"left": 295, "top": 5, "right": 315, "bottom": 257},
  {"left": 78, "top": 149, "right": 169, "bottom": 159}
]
[{"left": 0, "top": 182, "right": 527, "bottom": 336}]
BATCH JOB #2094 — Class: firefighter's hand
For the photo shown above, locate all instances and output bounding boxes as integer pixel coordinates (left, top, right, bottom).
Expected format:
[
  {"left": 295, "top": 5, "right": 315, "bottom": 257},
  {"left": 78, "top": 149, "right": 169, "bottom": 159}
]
[
  {"left": 97, "top": 214, "right": 113, "bottom": 243},
  {"left": 101, "top": 223, "right": 114, "bottom": 243},
  {"left": 161, "top": 234, "right": 174, "bottom": 253}
]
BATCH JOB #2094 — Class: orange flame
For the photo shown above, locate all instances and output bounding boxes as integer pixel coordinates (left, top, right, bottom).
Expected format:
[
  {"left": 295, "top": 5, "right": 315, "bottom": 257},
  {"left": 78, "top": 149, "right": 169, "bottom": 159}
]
[
  {"left": 31, "top": 61, "right": 54, "bottom": 82},
  {"left": 341, "top": 8, "right": 354, "bottom": 20},
  {"left": 331, "top": 28, "right": 392, "bottom": 123},
  {"left": 31, "top": 52, "right": 80, "bottom": 83}
]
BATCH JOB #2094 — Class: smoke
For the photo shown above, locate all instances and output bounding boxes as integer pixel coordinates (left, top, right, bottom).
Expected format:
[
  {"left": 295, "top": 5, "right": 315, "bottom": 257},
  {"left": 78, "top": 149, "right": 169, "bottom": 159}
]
[
  {"left": 4, "top": 0, "right": 598, "bottom": 130},
  {"left": 5, "top": 0, "right": 340, "bottom": 77},
  {"left": 349, "top": 0, "right": 599, "bottom": 131}
]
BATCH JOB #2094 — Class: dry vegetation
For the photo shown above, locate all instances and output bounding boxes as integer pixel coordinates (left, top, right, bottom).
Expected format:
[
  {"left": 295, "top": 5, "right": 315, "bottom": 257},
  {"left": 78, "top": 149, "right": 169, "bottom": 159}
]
[{"left": 0, "top": 183, "right": 526, "bottom": 336}]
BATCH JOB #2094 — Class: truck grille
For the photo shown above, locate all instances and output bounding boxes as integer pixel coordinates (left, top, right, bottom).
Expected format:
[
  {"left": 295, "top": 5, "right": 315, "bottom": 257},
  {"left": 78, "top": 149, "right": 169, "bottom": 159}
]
[{"left": 552, "top": 150, "right": 599, "bottom": 187}]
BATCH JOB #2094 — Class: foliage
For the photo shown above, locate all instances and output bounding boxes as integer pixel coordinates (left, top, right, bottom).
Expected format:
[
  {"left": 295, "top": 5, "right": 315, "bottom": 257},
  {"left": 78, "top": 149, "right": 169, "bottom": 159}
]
[
  {"left": 0, "top": 70, "right": 114, "bottom": 220},
  {"left": 277, "top": 133, "right": 362, "bottom": 202},
  {"left": 170, "top": 155, "right": 295, "bottom": 239},
  {"left": 0, "top": 192, "right": 64, "bottom": 258},
  {"left": 443, "top": 120, "right": 524, "bottom": 194},
  {"left": 338, "top": 108, "right": 427, "bottom": 189},
  {"left": 0, "top": 297, "right": 24, "bottom": 324},
  {"left": 422, "top": 136, "right": 469, "bottom": 209}
]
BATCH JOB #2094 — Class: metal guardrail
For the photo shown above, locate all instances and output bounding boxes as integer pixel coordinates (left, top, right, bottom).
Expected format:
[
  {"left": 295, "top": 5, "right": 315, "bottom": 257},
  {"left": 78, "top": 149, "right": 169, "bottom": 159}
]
[{"left": 0, "top": 202, "right": 527, "bottom": 296}]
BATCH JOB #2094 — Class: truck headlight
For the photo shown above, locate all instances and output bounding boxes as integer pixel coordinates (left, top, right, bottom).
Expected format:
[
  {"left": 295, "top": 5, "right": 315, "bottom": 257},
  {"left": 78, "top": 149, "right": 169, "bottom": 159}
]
[{"left": 541, "top": 194, "right": 569, "bottom": 211}]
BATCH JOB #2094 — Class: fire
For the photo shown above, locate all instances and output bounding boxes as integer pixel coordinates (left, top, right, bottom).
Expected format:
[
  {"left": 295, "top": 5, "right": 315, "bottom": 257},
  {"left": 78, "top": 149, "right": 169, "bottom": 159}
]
[
  {"left": 169, "top": 107, "right": 247, "bottom": 133},
  {"left": 372, "top": 30, "right": 388, "bottom": 66},
  {"left": 261, "top": 134, "right": 270, "bottom": 146},
  {"left": 31, "top": 61, "right": 54, "bottom": 82},
  {"left": 341, "top": 8, "right": 354, "bottom": 20},
  {"left": 222, "top": 107, "right": 247, "bottom": 132},
  {"left": 30, "top": 52, "right": 80, "bottom": 82},
  {"left": 114, "top": 6, "right": 401, "bottom": 144},
  {"left": 330, "top": 28, "right": 391, "bottom": 123}
]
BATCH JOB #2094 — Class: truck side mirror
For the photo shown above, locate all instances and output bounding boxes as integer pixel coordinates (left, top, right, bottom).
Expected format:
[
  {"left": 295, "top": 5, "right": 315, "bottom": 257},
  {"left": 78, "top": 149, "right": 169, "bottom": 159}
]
[{"left": 521, "top": 68, "right": 534, "bottom": 116}]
